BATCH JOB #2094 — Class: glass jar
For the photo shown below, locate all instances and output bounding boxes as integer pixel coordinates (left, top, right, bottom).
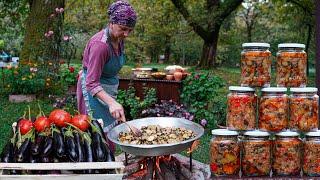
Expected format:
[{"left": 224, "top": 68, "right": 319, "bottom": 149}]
[
  {"left": 303, "top": 130, "right": 320, "bottom": 176},
  {"left": 259, "top": 87, "right": 289, "bottom": 132},
  {"left": 276, "top": 43, "right": 307, "bottom": 87},
  {"left": 227, "top": 86, "right": 257, "bottom": 131},
  {"left": 273, "top": 131, "right": 302, "bottom": 176},
  {"left": 241, "top": 130, "right": 271, "bottom": 177},
  {"left": 210, "top": 129, "right": 240, "bottom": 177},
  {"left": 240, "top": 43, "right": 271, "bottom": 87},
  {"left": 289, "top": 87, "right": 319, "bottom": 132}
]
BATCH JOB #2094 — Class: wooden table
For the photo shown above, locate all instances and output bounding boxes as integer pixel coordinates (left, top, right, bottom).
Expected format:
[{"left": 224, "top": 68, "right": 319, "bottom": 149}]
[{"left": 119, "top": 78, "right": 183, "bottom": 103}]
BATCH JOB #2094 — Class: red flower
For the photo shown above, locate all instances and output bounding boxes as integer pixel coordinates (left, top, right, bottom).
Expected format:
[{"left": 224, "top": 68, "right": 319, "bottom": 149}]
[{"left": 69, "top": 66, "right": 75, "bottom": 73}]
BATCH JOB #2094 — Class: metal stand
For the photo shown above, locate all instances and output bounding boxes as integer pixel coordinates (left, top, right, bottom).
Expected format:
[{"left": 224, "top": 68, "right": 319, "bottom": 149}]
[
  {"left": 189, "top": 152, "right": 193, "bottom": 172},
  {"left": 124, "top": 152, "right": 128, "bottom": 166}
]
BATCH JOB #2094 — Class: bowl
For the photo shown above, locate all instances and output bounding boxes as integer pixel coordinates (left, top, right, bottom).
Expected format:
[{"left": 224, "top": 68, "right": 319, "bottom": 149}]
[{"left": 151, "top": 72, "right": 166, "bottom": 80}]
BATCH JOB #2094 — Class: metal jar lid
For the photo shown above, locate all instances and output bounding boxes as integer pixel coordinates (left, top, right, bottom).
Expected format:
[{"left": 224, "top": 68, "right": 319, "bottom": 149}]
[
  {"left": 229, "top": 86, "right": 255, "bottom": 92},
  {"left": 278, "top": 43, "right": 305, "bottom": 49},
  {"left": 305, "top": 130, "right": 320, "bottom": 137},
  {"left": 242, "top": 42, "right": 270, "bottom": 48},
  {"left": 212, "top": 129, "right": 238, "bottom": 136},
  {"left": 261, "top": 87, "right": 287, "bottom": 92},
  {"left": 276, "top": 130, "right": 299, "bottom": 137},
  {"left": 290, "top": 87, "right": 318, "bottom": 93},
  {"left": 244, "top": 130, "right": 270, "bottom": 137}
]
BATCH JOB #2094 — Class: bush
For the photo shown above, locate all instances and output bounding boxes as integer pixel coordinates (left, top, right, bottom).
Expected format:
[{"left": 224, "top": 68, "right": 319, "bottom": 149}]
[
  {"left": 181, "top": 71, "right": 226, "bottom": 129},
  {"left": 141, "top": 100, "right": 194, "bottom": 121},
  {"left": 117, "top": 86, "right": 157, "bottom": 120},
  {"left": 59, "top": 65, "right": 79, "bottom": 87}
]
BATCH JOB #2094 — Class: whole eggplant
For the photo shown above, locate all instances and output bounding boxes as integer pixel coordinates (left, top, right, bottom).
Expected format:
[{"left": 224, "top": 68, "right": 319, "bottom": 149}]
[
  {"left": 15, "top": 139, "right": 31, "bottom": 162},
  {"left": 0, "top": 141, "right": 14, "bottom": 163},
  {"left": 65, "top": 135, "right": 78, "bottom": 162},
  {"left": 91, "top": 131, "right": 106, "bottom": 162},
  {"left": 83, "top": 133, "right": 94, "bottom": 174},
  {"left": 73, "top": 131, "right": 85, "bottom": 162},
  {"left": 41, "top": 136, "right": 53, "bottom": 157},
  {"left": 53, "top": 130, "right": 65, "bottom": 158},
  {"left": 31, "top": 135, "right": 44, "bottom": 156},
  {"left": 91, "top": 120, "right": 107, "bottom": 140}
]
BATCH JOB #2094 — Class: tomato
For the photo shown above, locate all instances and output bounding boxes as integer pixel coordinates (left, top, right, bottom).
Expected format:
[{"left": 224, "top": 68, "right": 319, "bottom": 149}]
[
  {"left": 34, "top": 116, "right": 51, "bottom": 132},
  {"left": 49, "top": 109, "right": 72, "bottom": 127},
  {"left": 18, "top": 119, "right": 33, "bottom": 135},
  {"left": 71, "top": 114, "right": 90, "bottom": 131},
  {"left": 210, "top": 163, "right": 218, "bottom": 172}
]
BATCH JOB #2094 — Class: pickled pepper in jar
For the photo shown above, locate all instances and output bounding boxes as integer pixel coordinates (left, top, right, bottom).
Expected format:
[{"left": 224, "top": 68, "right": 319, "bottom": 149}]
[
  {"left": 259, "top": 87, "right": 288, "bottom": 132},
  {"left": 241, "top": 43, "right": 271, "bottom": 87},
  {"left": 227, "top": 86, "right": 257, "bottom": 131},
  {"left": 289, "top": 87, "right": 319, "bottom": 132},
  {"left": 273, "top": 131, "right": 302, "bottom": 176},
  {"left": 303, "top": 130, "right": 320, "bottom": 176},
  {"left": 276, "top": 43, "right": 307, "bottom": 87},
  {"left": 210, "top": 129, "right": 240, "bottom": 177},
  {"left": 242, "top": 130, "right": 271, "bottom": 177}
]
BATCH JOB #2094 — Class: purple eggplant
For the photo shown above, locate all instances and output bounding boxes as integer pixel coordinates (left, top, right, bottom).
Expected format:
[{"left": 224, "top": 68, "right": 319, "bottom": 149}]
[
  {"left": 31, "top": 135, "right": 44, "bottom": 156},
  {"left": 40, "top": 136, "right": 53, "bottom": 157},
  {"left": 15, "top": 139, "right": 31, "bottom": 162},
  {"left": 53, "top": 130, "right": 65, "bottom": 158},
  {"left": 0, "top": 141, "right": 14, "bottom": 163}
]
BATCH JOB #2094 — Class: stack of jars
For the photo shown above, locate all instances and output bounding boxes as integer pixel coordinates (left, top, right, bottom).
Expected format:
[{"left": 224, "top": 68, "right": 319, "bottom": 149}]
[{"left": 210, "top": 42, "right": 320, "bottom": 178}]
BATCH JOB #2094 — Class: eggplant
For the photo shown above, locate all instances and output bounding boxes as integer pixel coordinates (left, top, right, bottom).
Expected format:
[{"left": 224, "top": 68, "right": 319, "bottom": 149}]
[
  {"left": 65, "top": 135, "right": 78, "bottom": 162},
  {"left": 83, "top": 133, "right": 94, "bottom": 174},
  {"left": 92, "top": 132, "right": 106, "bottom": 162},
  {"left": 53, "top": 130, "right": 65, "bottom": 158},
  {"left": 1, "top": 141, "right": 14, "bottom": 163},
  {"left": 91, "top": 120, "right": 107, "bottom": 140},
  {"left": 31, "top": 135, "right": 44, "bottom": 156},
  {"left": 15, "top": 139, "right": 31, "bottom": 162},
  {"left": 73, "top": 131, "right": 85, "bottom": 162},
  {"left": 41, "top": 136, "right": 53, "bottom": 157}
]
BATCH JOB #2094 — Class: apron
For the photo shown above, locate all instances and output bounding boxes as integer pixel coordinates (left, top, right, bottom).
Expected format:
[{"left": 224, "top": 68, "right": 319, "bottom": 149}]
[{"left": 81, "top": 28, "right": 125, "bottom": 133}]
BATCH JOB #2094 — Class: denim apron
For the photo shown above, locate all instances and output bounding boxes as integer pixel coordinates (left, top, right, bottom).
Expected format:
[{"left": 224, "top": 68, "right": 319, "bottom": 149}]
[{"left": 81, "top": 28, "right": 125, "bottom": 133}]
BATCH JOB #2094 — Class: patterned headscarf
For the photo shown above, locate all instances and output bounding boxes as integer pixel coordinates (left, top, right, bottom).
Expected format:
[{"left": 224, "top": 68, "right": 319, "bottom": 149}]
[{"left": 108, "top": 1, "right": 137, "bottom": 28}]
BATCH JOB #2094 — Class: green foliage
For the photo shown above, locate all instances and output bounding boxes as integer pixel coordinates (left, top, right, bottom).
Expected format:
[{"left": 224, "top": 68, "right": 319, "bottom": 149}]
[
  {"left": 59, "top": 65, "right": 79, "bottom": 87},
  {"left": 181, "top": 71, "right": 226, "bottom": 129},
  {"left": 117, "top": 86, "right": 157, "bottom": 120}
]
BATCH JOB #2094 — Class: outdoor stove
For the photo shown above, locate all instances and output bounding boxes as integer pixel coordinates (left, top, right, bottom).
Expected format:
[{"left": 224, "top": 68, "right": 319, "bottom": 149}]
[{"left": 116, "top": 152, "right": 210, "bottom": 180}]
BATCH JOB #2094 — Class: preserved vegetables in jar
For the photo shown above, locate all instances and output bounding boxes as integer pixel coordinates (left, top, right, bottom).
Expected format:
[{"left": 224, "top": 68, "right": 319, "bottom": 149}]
[
  {"left": 241, "top": 43, "right": 271, "bottom": 87},
  {"left": 242, "top": 130, "right": 271, "bottom": 177},
  {"left": 289, "top": 87, "right": 319, "bottom": 132},
  {"left": 303, "top": 130, "right": 320, "bottom": 176},
  {"left": 273, "top": 131, "right": 302, "bottom": 176},
  {"left": 259, "top": 87, "right": 288, "bottom": 132},
  {"left": 227, "top": 86, "right": 257, "bottom": 131},
  {"left": 276, "top": 43, "right": 307, "bottom": 87},
  {"left": 210, "top": 129, "right": 240, "bottom": 177}
]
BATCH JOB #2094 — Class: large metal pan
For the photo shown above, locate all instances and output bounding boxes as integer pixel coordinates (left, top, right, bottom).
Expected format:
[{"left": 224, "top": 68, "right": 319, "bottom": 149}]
[{"left": 107, "top": 117, "right": 204, "bottom": 157}]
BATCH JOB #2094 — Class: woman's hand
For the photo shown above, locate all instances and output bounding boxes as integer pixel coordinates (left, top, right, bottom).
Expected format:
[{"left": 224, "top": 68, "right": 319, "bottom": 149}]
[{"left": 109, "top": 100, "right": 126, "bottom": 122}]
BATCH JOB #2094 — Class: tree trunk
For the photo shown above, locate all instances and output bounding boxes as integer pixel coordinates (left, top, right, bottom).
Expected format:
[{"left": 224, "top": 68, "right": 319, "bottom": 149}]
[
  {"left": 20, "top": 0, "right": 64, "bottom": 63},
  {"left": 315, "top": 0, "right": 320, "bottom": 106},
  {"left": 164, "top": 35, "right": 171, "bottom": 62},
  {"left": 305, "top": 23, "right": 312, "bottom": 76},
  {"left": 198, "top": 30, "right": 219, "bottom": 68}
]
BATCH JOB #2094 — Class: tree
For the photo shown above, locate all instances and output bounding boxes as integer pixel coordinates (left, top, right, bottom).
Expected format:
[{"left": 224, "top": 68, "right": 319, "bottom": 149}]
[
  {"left": 20, "top": 0, "right": 65, "bottom": 64},
  {"left": 315, "top": 0, "right": 320, "bottom": 97},
  {"left": 170, "top": 0, "right": 243, "bottom": 68}
]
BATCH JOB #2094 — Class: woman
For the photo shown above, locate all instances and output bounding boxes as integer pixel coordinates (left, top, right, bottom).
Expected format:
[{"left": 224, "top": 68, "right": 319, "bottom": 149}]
[{"left": 76, "top": 1, "right": 137, "bottom": 151}]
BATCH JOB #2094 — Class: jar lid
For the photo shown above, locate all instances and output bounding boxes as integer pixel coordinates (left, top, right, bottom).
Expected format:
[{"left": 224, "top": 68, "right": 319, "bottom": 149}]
[
  {"left": 242, "top": 42, "right": 270, "bottom": 48},
  {"left": 305, "top": 130, "right": 320, "bottom": 137},
  {"left": 229, "top": 86, "right": 255, "bottom": 92},
  {"left": 211, "top": 129, "right": 238, "bottom": 136},
  {"left": 290, "top": 87, "right": 318, "bottom": 93},
  {"left": 261, "top": 87, "right": 287, "bottom": 92},
  {"left": 278, "top": 43, "right": 305, "bottom": 49},
  {"left": 244, "top": 130, "right": 270, "bottom": 137},
  {"left": 276, "top": 130, "right": 299, "bottom": 137}
]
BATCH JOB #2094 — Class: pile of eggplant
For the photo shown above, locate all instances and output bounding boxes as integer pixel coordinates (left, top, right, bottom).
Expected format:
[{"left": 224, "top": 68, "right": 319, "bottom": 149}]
[{"left": 0, "top": 108, "right": 115, "bottom": 175}]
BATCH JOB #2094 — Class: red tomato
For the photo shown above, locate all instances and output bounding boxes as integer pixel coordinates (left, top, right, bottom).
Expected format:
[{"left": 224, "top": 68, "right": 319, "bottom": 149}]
[
  {"left": 34, "top": 116, "right": 51, "bottom": 132},
  {"left": 18, "top": 119, "right": 33, "bottom": 135},
  {"left": 49, "top": 109, "right": 72, "bottom": 127},
  {"left": 210, "top": 163, "right": 218, "bottom": 172},
  {"left": 71, "top": 114, "right": 90, "bottom": 131}
]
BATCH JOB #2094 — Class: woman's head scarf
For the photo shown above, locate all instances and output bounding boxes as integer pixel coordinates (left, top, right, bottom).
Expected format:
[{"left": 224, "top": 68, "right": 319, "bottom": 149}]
[{"left": 108, "top": 1, "right": 137, "bottom": 28}]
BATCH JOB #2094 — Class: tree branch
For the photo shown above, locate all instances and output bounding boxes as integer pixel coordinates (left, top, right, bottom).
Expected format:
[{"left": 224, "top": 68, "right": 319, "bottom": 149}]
[{"left": 286, "top": 0, "right": 314, "bottom": 16}]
